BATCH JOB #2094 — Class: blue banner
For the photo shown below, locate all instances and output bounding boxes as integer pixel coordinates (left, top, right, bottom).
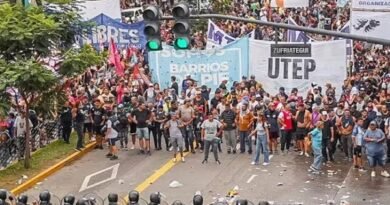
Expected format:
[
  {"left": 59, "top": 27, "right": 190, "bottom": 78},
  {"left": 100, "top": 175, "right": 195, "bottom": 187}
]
[
  {"left": 149, "top": 38, "right": 249, "bottom": 92},
  {"left": 79, "top": 14, "right": 146, "bottom": 49}
]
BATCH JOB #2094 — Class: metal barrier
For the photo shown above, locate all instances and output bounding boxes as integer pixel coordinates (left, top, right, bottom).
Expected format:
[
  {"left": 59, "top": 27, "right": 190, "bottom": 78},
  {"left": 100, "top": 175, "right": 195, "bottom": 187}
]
[{"left": 0, "top": 119, "right": 61, "bottom": 170}]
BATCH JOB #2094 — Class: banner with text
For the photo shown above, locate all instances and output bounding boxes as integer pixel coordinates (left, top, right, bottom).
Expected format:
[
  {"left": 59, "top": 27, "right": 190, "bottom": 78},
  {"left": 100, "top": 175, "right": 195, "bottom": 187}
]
[
  {"left": 351, "top": 0, "right": 390, "bottom": 40},
  {"left": 206, "top": 20, "right": 254, "bottom": 49},
  {"left": 270, "top": 0, "right": 309, "bottom": 8},
  {"left": 78, "top": 14, "right": 146, "bottom": 50},
  {"left": 249, "top": 40, "right": 346, "bottom": 96},
  {"left": 149, "top": 38, "right": 249, "bottom": 91}
]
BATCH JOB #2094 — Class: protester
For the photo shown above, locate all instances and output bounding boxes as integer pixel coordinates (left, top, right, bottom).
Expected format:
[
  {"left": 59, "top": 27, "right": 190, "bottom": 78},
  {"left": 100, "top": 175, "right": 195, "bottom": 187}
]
[
  {"left": 249, "top": 111, "right": 270, "bottom": 166},
  {"left": 201, "top": 112, "right": 222, "bottom": 164},
  {"left": 165, "top": 111, "right": 185, "bottom": 163},
  {"left": 308, "top": 121, "right": 324, "bottom": 174}
]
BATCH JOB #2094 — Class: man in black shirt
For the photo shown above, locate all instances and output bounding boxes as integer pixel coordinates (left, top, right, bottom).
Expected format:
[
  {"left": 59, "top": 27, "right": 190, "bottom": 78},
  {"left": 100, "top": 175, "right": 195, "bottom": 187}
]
[
  {"left": 60, "top": 101, "right": 72, "bottom": 144},
  {"left": 132, "top": 103, "right": 151, "bottom": 155},
  {"left": 92, "top": 99, "right": 105, "bottom": 149},
  {"left": 220, "top": 102, "right": 237, "bottom": 154},
  {"left": 210, "top": 89, "right": 222, "bottom": 110},
  {"left": 73, "top": 106, "right": 85, "bottom": 151},
  {"left": 320, "top": 111, "right": 335, "bottom": 162}
]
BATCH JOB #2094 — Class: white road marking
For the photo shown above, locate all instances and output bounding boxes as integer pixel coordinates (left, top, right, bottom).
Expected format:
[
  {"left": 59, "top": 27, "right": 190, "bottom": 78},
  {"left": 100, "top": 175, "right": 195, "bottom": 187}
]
[
  {"left": 79, "top": 163, "right": 120, "bottom": 192},
  {"left": 246, "top": 174, "right": 258, "bottom": 184}
]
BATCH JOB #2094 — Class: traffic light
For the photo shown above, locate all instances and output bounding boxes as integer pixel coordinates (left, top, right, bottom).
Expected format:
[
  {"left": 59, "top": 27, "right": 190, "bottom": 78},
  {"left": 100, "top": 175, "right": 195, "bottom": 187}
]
[
  {"left": 172, "top": 2, "right": 191, "bottom": 50},
  {"left": 143, "top": 5, "right": 162, "bottom": 51}
]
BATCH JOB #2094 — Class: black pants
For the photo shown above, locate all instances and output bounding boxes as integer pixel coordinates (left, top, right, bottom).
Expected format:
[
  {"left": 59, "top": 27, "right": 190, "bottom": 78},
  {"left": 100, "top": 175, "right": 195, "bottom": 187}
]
[
  {"left": 154, "top": 123, "right": 164, "bottom": 150},
  {"left": 194, "top": 130, "right": 203, "bottom": 150},
  {"left": 75, "top": 123, "right": 84, "bottom": 149},
  {"left": 163, "top": 129, "right": 170, "bottom": 150},
  {"left": 149, "top": 126, "right": 158, "bottom": 149},
  {"left": 322, "top": 137, "right": 334, "bottom": 162},
  {"left": 62, "top": 124, "right": 72, "bottom": 143},
  {"left": 281, "top": 130, "right": 293, "bottom": 151}
]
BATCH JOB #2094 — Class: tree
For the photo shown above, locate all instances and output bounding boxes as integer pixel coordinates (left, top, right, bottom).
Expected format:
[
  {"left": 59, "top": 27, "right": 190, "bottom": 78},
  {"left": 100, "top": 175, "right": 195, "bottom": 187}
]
[{"left": 0, "top": 2, "right": 103, "bottom": 168}]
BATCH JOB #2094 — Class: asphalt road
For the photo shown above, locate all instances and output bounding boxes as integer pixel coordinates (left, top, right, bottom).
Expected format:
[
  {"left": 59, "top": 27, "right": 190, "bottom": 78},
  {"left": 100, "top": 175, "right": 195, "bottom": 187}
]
[{"left": 21, "top": 143, "right": 390, "bottom": 205}]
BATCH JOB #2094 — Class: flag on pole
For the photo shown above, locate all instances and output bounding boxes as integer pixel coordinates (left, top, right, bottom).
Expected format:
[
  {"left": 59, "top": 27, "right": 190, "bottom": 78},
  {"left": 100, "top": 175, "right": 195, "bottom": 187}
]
[
  {"left": 109, "top": 38, "right": 124, "bottom": 77},
  {"left": 334, "top": 22, "right": 353, "bottom": 62},
  {"left": 287, "top": 17, "right": 312, "bottom": 43}
]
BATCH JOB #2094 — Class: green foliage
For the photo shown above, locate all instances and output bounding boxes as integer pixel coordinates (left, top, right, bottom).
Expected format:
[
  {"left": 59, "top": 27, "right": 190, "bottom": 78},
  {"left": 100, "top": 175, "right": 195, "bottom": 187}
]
[
  {"left": 0, "top": 4, "right": 60, "bottom": 61},
  {"left": 59, "top": 45, "right": 104, "bottom": 77},
  {"left": 211, "top": 0, "right": 233, "bottom": 13}
]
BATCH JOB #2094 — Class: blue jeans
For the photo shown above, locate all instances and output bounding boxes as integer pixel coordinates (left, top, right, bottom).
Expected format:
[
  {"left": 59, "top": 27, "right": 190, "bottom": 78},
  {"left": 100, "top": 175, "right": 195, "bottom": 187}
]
[
  {"left": 311, "top": 146, "right": 323, "bottom": 170},
  {"left": 253, "top": 134, "right": 269, "bottom": 164},
  {"left": 239, "top": 131, "right": 252, "bottom": 153}
]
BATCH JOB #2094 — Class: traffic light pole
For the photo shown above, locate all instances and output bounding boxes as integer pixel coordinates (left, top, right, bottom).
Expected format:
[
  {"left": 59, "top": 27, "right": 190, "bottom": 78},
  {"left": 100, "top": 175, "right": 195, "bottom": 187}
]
[{"left": 160, "top": 14, "right": 390, "bottom": 46}]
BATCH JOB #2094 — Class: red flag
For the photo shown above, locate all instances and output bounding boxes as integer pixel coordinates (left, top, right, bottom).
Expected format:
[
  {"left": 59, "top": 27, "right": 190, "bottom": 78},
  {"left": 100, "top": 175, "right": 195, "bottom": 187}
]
[
  {"left": 109, "top": 38, "right": 124, "bottom": 76},
  {"left": 133, "top": 63, "right": 140, "bottom": 79}
]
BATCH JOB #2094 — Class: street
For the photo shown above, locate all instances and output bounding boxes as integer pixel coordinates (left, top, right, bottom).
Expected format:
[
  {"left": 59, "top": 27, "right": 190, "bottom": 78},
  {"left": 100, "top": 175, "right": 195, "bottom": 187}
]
[{"left": 21, "top": 143, "right": 390, "bottom": 205}]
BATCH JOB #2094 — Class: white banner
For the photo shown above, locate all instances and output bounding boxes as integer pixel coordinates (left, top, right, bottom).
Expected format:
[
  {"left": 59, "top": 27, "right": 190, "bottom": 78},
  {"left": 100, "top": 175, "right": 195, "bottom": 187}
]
[
  {"left": 78, "top": 0, "right": 121, "bottom": 21},
  {"left": 249, "top": 40, "right": 347, "bottom": 97},
  {"left": 351, "top": 11, "right": 390, "bottom": 40},
  {"left": 352, "top": 0, "right": 390, "bottom": 9},
  {"left": 270, "top": 0, "right": 309, "bottom": 8},
  {"left": 206, "top": 20, "right": 254, "bottom": 49}
]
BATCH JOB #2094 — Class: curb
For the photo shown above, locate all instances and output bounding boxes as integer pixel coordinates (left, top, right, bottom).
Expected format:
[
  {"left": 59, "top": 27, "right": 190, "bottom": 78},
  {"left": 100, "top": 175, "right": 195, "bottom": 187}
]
[{"left": 11, "top": 142, "right": 97, "bottom": 195}]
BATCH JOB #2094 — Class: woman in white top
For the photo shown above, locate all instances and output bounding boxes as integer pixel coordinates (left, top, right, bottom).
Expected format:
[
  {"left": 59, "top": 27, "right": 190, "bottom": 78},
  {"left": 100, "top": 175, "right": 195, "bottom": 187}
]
[{"left": 249, "top": 111, "right": 270, "bottom": 166}]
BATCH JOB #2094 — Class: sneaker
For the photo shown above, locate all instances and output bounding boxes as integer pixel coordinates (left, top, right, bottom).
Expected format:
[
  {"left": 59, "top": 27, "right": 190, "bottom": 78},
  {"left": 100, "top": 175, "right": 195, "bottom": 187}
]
[
  {"left": 299, "top": 151, "right": 304, "bottom": 156},
  {"left": 371, "top": 171, "right": 376, "bottom": 177},
  {"left": 359, "top": 168, "right": 367, "bottom": 172},
  {"left": 251, "top": 161, "right": 256, "bottom": 165},
  {"left": 181, "top": 157, "right": 185, "bottom": 163},
  {"left": 263, "top": 162, "right": 270, "bottom": 166},
  {"left": 202, "top": 159, "right": 208, "bottom": 164},
  {"left": 130, "top": 145, "right": 135, "bottom": 150},
  {"left": 305, "top": 153, "right": 310, "bottom": 157},
  {"left": 106, "top": 153, "right": 113, "bottom": 158},
  {"left": 110, "top": 155, "right": 118, "bottom": 160},
  {"left": 216, "top": 160, "right": 221, "bottom": 165},
  {"left": 381, "top": 170, "right": 390, "bottom": 178},
  {"left": 227, "top": 150, "right": 231, "bottom": 154},
  {"left": 169, "top": 147, "right": 173, "bottom": 152},
  {"left": 173, "top": 158, "right": 177, "bottom": 163},
  {"left": 232, "top": 150, "right": 236, "bottom": 154}
]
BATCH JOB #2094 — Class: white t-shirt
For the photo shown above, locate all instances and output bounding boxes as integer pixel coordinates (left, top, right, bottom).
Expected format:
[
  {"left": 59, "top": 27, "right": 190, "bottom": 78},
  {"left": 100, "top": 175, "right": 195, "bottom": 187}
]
[
  {"left": 201, "top": 120, "right": 222, "bottom": 141},
  {"left": 107, "top": 120, "right": 118, "bottom": 139},
  {"left": 14, "top": 116, "right": 32, "bottom": 137}
]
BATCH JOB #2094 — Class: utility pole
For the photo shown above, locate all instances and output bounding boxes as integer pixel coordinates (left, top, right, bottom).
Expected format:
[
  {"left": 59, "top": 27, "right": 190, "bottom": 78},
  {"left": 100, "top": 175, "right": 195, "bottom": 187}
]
[{"left": 159, "top": 14, "right": 390, "bottom": 45}]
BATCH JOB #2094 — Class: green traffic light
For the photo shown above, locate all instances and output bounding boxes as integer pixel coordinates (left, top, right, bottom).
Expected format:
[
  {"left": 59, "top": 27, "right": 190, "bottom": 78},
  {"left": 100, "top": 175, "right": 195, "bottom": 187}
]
[
  {"left": 147, "top": 40, "right": 160, "bottom": 51},
  {"left": 175, "top": 38, "right": 189, "bottom": 49}
]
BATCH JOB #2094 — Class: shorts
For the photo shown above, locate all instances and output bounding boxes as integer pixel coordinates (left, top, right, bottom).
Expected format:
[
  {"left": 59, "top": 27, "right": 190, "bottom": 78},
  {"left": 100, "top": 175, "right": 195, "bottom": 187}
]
[
  {"left": 130, "top": 123, "right": 137, "bottom": 134},
  {"left": 269, "top": 131, "right": 279, "bottom": 139},
  {"left": 295, "top": 128, "right": 307, "bottom": 140},
  {"left": 118, "top": 131, "right": 127, "bottom": 139},
  {"left": 84, "top": 123, "right": 93, "bottom": 133},
  {"left": 93, "top": 125, "right": 103, "bottom": 135},
  {"left": 171, "top": 136, "right": 184, "bottom": 149},
  {"left": 108, "top": 138, "right": 118, "bottom": 146},
  {"left": 367, "top": 151, "right": 386, "bottom": 167},
  {"left": 353, "top": 146, "right": 362, "bottom": 157},
  {"left": 136, "top": 127, "right": 149, "bottom": 140}
]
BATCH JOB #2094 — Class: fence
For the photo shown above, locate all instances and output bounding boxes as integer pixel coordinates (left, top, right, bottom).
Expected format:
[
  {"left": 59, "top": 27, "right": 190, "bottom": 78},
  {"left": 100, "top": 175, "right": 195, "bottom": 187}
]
[{"left": 0, "top": 119, "right": 62, "bottom": 170}]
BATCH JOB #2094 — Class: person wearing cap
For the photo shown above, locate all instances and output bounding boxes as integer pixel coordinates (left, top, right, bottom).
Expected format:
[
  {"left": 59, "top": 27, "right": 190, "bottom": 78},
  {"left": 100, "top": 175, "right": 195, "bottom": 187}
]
[
  {"left": 352, "top": 118, "right": 366, "bottom": 172},
  {"left": 220, "top": 101, "right": 237, "bottom": 154},
  {"left": 307, "top": 121, "right": 324, "bottom": 174},
  {"left": 164, "top": 111, "right": 185, "bottom": 163},
  {"left": 201, "top": 112, "right": 223, "bottom": 164},
  {"left": 320, "top": 111, "right": 335, "bottom": 163},
  {"left": 364, "top": 120, "right": 390, "bottom": 177}
]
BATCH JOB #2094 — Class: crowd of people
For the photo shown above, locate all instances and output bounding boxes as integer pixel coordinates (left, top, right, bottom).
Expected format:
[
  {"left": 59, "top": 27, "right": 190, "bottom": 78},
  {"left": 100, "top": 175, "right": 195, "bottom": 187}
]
[{"left": 0, "top": 0, "right": 389, "bottom": 180}]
